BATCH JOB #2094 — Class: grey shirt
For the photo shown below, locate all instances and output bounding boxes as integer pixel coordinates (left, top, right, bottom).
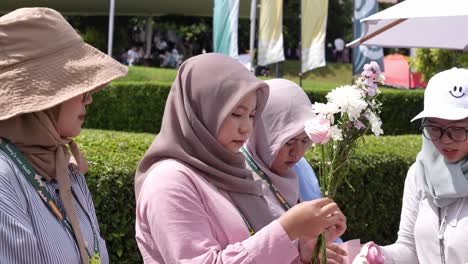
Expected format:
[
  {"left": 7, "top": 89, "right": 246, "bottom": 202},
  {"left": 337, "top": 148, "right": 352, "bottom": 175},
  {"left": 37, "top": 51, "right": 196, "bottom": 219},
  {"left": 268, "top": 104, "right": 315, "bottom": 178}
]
[{"left": 0, "top": 149, "right": 109, "bottom": 264}]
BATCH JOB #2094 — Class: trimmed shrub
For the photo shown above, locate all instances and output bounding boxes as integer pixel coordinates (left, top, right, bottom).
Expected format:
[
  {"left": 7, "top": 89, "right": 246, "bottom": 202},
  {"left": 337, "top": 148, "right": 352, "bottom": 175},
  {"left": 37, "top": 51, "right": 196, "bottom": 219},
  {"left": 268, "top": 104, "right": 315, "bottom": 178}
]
[
  {"left": 77, "top": 129, "right": 422, "bottom": 263},
  {"left": 376, "top": 88, "right": 424, "bottom": 135},
  {"left": 77, "top": 130, "right": 154, "bottom": 264},
  {"left": 305, "top": 135, "right": 421, "bottom": 244},
  {"left": 85, "top": 82, "right": 424, "bottom": 135},
  {"left": 84, "top": 82, "right": 170, "bottom": 133}
]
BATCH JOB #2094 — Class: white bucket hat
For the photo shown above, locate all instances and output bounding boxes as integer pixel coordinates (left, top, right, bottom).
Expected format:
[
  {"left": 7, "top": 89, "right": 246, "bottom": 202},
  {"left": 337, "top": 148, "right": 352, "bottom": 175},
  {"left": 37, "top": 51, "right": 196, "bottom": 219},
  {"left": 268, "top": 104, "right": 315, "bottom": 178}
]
[
  {"left": 0, "top": 7, "right": 128, "bottom": 121},
  {"left": 412, "top": 67, "right": 468, "bottom": 122}
]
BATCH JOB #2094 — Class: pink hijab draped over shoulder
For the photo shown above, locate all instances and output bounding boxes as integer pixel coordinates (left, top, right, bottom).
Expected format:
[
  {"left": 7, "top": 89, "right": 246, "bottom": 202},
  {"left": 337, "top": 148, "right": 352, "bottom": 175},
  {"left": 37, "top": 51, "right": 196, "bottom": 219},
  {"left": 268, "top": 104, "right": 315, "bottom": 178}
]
[
  {"left": 135, "top": 53, "right": 278, "bottom": 231},
  {"left": 245, "top": 78, "right": 315, "bottom": 205}
]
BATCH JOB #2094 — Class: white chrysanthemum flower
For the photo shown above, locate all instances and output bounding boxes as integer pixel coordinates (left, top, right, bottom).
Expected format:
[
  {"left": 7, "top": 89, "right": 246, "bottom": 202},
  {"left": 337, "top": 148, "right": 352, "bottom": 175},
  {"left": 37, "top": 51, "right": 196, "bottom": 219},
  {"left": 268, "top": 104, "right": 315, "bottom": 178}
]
[
  {"left": 312, "top": 102, "right": 339, "bottom": 123},
  {"left": 365, "top": 111, "right": 384, "bottom": 136},
  {"left": 313, "top": 102, "right": 339, "bottom": 115},
  {"left": 327, "top": 85, "right": 368, "bottom": 121},
  {"left": 329, "top": 125, "right": 343, "bottom": 141}
]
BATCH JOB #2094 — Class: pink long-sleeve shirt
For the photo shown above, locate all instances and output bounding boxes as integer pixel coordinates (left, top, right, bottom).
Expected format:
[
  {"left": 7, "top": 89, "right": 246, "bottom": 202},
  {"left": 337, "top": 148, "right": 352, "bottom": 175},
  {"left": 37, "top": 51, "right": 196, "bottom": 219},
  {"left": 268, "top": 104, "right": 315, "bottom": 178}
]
[{"left": 136, "top": 159, "right": 301, "bottom": 263}]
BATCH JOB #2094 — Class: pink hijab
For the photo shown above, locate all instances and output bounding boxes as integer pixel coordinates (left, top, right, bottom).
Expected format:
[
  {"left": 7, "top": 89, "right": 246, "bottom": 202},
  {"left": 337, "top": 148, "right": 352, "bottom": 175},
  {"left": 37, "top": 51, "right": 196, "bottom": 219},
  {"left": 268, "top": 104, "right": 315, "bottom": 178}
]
[
  {"left": 135, "top": 53, "right": 278, "bottom": 231},
  {"left": 245, "top": 78, "right": 315, "bottom": 205}
]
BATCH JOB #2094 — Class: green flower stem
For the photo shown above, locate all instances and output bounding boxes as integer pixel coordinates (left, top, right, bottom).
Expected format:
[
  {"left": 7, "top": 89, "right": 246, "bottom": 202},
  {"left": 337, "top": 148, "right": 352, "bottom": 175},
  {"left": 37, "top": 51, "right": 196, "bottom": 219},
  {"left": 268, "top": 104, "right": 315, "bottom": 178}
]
[
  {"left": 310, "top": 232, "right": 327, "bottom": 264},
  {"left": 321, "top": 232, "right": 327, "bottom": 264}
]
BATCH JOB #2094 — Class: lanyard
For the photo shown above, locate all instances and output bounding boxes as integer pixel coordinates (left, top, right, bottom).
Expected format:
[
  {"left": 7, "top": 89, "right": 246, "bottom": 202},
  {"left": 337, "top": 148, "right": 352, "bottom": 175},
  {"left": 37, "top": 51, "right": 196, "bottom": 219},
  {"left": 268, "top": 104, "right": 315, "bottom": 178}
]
[
  {"left": 208, "top": 181, "right": 256, "bottom": 236},
  {"left": 236, "top": 204, "right": 256, "bottom": 236},
  {"left": 240, "top": 146, "right": 292, "bottom": 211},
  {"left": 0, "top": 138, "right": 101, "bottom": 263}
]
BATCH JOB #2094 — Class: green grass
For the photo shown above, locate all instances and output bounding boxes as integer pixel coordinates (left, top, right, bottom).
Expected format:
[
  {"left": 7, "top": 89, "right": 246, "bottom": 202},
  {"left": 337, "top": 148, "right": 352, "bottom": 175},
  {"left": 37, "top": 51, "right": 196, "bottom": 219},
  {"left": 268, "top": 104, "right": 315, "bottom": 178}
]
[
  {"left": 282, "top": 61, "right": 353, "bottom": 86},
  {"left": 114, "top": 66, "right": 177, "bottom": 84},
  {"left": 115, "top": 60, "right": 353, "bottom": 89},
  {"left": 115, "top": 60, "right": 421, "bottom": 93}
]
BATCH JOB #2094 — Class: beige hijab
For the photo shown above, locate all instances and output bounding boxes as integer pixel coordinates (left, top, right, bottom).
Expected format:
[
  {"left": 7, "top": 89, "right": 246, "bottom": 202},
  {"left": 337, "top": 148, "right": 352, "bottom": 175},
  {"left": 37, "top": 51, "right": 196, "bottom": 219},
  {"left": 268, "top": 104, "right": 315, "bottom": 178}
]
[
  {"left": 0, "top": 108, "right": 90, "bottom": 264},
  {"left": 245, "top": 79, "right": 315, "bottom": 205},
  {"left": 135, "top": 53, "right": 277, "bottom": 231}
]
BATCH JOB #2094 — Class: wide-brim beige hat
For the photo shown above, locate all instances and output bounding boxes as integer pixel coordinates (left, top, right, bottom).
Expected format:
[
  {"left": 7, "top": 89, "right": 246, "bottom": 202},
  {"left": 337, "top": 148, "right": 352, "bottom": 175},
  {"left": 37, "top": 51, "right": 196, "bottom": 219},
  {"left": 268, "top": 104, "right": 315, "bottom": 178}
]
[{"left": 0, "top": 7, "right": 128, "bottom": 121}]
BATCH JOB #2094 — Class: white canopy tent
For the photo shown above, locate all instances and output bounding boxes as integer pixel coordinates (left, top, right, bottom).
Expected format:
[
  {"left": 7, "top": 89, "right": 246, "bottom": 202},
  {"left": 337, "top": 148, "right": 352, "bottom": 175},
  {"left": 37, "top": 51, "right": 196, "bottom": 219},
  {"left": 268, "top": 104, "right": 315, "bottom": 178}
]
[
  {"left": 348, "top": 0, "right": 468, "bottom": 50},
  {"left": 0, "top": 0, "right": 252, "bottom": 17}
]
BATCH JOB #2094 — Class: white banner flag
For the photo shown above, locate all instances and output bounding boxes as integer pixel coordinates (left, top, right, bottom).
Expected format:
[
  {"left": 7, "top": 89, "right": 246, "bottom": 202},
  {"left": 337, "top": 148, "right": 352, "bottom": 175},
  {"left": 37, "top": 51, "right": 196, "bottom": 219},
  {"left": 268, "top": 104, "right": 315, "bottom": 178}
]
[
  {"left": 258, "top": 0, "right": 284, "bottom": 66},
  {"left": 301, "top": 0, "right": 328, "bottom": 73}
]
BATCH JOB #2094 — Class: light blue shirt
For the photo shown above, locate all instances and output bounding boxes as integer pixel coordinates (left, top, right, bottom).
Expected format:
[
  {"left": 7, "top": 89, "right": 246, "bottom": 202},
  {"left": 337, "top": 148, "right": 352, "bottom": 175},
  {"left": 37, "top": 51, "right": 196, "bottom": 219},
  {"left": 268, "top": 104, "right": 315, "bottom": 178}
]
[{"left": 294, "top": 158, "right": 322, "bottom": 201}]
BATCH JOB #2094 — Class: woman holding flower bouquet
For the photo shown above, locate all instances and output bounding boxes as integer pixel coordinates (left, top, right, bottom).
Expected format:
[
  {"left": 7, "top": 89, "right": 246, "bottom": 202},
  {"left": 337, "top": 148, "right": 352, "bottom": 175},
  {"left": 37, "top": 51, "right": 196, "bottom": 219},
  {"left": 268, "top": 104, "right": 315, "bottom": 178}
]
[
  {"left": 135, "top": 54, "right": 344, "bottom": 263},
  {"left": 353, "top": 68, "right": 468, "bottom": 264},
  {"left": 242, "top": 79, "right": 347, "bottom": 263}
]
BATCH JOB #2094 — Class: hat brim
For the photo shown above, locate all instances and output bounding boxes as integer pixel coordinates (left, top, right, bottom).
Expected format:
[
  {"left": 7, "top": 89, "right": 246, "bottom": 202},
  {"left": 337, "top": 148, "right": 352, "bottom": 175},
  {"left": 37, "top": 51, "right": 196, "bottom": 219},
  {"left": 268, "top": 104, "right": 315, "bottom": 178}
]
[
  {"left": 411, "top": 106, "right": 468, "bottom": 122},
  {"left": 0, "top": 42, "right": 128, "bottom": 121}
]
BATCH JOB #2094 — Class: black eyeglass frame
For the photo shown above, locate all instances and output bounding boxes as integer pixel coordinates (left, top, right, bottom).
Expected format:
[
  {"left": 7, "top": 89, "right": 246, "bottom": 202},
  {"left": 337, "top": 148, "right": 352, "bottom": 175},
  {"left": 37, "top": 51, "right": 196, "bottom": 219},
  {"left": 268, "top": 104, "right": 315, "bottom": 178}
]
[{"left": 421, "top": 125, "right": 468, "bottom": 142}]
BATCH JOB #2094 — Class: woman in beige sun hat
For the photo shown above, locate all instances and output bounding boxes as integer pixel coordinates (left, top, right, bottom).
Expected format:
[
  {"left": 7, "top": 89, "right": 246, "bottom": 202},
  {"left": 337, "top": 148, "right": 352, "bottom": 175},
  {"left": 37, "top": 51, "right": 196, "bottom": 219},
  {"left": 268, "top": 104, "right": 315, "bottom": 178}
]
[{"left": 0, "top": 7, "right": 127, "bottom": 264}]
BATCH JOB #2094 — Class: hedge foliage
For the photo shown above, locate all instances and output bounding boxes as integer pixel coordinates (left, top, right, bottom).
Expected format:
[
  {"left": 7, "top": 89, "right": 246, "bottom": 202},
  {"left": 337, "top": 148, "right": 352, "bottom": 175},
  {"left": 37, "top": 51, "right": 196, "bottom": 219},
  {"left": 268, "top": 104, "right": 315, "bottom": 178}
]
[
  {"left": 305, "top": 135, "right": 421, "bottom": 244},
  {"left": 84, "top": 82, "right": 169, "bottom": 133},
  {"left": 76, "top": 130, "right": 154, "bottom": 264},
  {"left": 77, "top": 129, "right": 422, "bottom": 263},
  {"left": 84, "top": 82, "right": 425, "bottom": 135}
]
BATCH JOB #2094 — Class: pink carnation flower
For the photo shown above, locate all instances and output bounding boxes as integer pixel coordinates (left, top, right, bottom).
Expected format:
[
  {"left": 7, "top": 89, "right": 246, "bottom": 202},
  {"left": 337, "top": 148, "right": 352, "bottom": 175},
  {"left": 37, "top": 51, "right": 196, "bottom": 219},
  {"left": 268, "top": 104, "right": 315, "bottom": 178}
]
[{"left": 304, "top": 116, "right": 332, "bottom": 144}]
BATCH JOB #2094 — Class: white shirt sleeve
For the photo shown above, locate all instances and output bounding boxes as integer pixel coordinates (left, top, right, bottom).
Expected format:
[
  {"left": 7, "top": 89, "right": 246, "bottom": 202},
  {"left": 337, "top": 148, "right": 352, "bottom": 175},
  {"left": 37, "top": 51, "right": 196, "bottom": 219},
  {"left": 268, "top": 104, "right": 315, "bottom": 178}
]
[{"left": 381, "top": 164, "right": 420, "bottom": 264}]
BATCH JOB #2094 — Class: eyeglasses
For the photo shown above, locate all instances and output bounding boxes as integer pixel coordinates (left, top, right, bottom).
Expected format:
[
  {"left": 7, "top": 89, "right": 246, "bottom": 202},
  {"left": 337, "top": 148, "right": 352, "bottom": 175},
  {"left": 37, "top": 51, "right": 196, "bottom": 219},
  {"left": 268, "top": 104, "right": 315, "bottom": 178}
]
[
  {"left": 82, "top": 92, "right": 92, "bottom": 103},
  {"left": 421, "top": 125, "right": 468, "bottom": 142}
]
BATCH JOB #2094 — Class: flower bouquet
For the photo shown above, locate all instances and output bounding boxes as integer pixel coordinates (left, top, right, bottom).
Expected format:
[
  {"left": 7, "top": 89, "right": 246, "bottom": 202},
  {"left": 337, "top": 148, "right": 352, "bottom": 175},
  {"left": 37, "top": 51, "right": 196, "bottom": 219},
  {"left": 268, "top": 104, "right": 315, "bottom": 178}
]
[{"left": 305, "top": 62, "right": 384, "bottom": 264}]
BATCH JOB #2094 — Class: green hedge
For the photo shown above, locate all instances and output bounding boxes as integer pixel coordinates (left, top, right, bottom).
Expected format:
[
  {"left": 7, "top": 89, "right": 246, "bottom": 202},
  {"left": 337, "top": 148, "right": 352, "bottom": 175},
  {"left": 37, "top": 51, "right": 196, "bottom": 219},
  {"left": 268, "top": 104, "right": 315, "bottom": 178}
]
[
  {"left": 84, "top": 82, "right": 169, "bottom": 133},
  {"left": 305, "top": 135, "right": 421, "bottom": 244},
  {"left": 77, "top": 129, "right": 422, "bottom": 263},
  {"left": 77, "top": 130, "right": 154, "bottom": 264},
  {"left": 84, "top": 82, "right": 425, "bottom": 135}
]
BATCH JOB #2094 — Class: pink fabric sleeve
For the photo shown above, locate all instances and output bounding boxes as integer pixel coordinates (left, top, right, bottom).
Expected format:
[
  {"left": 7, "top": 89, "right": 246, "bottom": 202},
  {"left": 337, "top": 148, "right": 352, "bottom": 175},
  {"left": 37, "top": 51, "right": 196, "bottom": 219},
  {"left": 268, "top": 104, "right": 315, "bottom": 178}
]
[
  {"left": 136, "top": 166, "right": 299, "bottom": 264},
  {"left": 381, "top": 164, "right": 419, "bottom": 264}
]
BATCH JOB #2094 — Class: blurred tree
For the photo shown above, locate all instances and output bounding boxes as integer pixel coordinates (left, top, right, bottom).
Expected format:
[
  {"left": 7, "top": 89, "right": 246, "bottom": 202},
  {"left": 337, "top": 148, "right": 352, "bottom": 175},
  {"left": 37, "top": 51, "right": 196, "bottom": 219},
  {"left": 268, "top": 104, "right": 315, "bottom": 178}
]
[
  {"left": 411, "top": 49, "right": 468, "bottom": 81},
  {"left": 66, "top": 15, "right": 131, "bottom": 57}
]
